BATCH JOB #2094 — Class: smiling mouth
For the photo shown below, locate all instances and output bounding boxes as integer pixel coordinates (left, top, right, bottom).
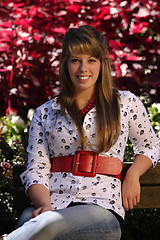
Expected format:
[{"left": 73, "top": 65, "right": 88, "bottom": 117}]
[{"left": 77, "top": 75, "right": 90, "bottom": 81}]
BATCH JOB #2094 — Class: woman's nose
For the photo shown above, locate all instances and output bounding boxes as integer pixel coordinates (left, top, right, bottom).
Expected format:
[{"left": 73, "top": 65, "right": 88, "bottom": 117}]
[{"left": 79, "top": 61, "right": 87, "bottom": 72}]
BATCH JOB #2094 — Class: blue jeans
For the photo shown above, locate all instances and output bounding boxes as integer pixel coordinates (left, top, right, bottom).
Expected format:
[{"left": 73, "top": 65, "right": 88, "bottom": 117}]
[
  {"left": 17, "top": 205, "right": 36, "bottom": 228},
  {"left": 7, "top": 204, "right": 121, "bottom": 240}
]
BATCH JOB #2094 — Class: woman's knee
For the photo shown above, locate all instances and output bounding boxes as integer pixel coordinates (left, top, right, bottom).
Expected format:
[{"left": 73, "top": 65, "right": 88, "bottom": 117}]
[{"left": 17, "top": 205, "right": 36, "bottom": 228}]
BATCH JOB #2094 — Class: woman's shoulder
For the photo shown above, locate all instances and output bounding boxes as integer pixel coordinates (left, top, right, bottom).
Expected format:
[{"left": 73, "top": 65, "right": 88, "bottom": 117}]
[
  {"left": 118, "top": 90, "right": 138, "bottom": 103},
  {"left": 35, "top": 96, "right": 60, "bottom": 114},
  {"left": 119, "top": 90, "right": 135, "bottom": 98}
]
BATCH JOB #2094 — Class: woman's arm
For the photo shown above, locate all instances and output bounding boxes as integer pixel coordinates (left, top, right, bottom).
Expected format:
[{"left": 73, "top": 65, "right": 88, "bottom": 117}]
[
  {"left": 122, "top": 93, "right": 160, "bottom": 210},
  {"left": 122, "top": 154, "right": 153, "bottom": 211},
  {"left": 20, "top": 105, "right": 53, "bottom": 217},
  {"left": 27, "top": 184, "right": 52, "bottom": 217}
]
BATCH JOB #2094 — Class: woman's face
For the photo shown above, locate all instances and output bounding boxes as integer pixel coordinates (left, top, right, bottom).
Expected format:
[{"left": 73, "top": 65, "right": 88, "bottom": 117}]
[{"left": 67, "top": 53, "right": 101, "bottom": 96}]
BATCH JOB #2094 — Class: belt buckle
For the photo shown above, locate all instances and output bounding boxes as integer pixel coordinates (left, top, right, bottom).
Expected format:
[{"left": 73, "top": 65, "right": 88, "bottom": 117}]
[{"left": 72, "top": 151, "right": 98, "bottom": 177}]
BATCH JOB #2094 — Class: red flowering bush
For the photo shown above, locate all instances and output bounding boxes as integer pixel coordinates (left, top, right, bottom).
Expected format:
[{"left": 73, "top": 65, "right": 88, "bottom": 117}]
[
  {"left": 0, "top": 1, "right": 160, "bottom": 236},
  {"left": 0, "top": 0, "right": 159, "bottom": 118}
]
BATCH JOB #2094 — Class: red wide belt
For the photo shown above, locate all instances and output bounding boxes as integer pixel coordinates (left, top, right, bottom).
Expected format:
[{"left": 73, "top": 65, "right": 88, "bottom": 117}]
[{"left": 50, "top": 151, "right": 122, "bottom": 180}]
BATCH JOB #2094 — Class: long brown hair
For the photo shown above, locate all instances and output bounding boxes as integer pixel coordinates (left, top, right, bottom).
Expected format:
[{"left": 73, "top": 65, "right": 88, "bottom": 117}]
[{"left": 58, "top": 25, "right": 121, "bottom": 153}]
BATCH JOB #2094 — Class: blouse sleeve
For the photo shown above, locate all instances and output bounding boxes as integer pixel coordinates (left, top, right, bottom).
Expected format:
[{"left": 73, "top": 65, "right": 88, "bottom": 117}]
[
  {"left": 20, "top": 107, "right": 51, "bottom": 192},
  {"left": 128, "top": 93, "right": 160, "bottom": 167}
]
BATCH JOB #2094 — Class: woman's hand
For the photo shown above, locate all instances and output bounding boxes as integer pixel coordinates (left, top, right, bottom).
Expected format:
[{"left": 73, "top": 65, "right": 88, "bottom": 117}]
[
  {"left": 122, "top": 154, "right": 153, "bottom": 211},
  {"left": 27, "top": 184, "right": 52, "bottom": 218},
  {"left": 122, "top": 173, "right": 140, "bottom": 211},
  {"left": 32, "top": 205, "right": 52, "bottom": 218}
]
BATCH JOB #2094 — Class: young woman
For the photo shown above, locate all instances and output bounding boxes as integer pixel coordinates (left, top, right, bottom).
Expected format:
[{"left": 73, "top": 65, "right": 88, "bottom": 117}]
[{"left": 5, "top": 25, "right": 159, "bottom": 240}]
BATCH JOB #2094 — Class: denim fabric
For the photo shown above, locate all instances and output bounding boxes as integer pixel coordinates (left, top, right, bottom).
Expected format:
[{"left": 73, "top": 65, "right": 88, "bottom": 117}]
[
  {"left": 7, "top": 204, "right": 121, "bottom": 240},
  {"left": 17, "top": 205, "right": 36, "bottom": 228}
]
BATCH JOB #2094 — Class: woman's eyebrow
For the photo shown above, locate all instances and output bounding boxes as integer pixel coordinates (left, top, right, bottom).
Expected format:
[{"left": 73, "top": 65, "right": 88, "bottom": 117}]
[{"left": 70, "top": 55, "right": 78, "bottom": 58}]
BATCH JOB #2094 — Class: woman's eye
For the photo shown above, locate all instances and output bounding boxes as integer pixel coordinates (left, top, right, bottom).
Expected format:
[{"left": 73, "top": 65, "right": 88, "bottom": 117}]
[
  {"left": 71, "top": 58, "right": 79, "bottom": 63},
  {"left": 89, "top": 58, "right": 96, "bottom": 62}
]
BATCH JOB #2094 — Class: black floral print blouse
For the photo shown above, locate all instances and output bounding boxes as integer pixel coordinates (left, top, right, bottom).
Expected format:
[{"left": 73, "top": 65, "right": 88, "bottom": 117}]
[{"left": 21, "top": 91, "right": 160, "bottom": 219}]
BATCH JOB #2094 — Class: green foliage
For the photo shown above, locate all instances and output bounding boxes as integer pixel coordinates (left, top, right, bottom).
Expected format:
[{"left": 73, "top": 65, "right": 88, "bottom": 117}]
[
  {"left": 0, "top": 115, "right": 29, "bottom": 165},
  {"left": 124, "top": 209, "right": 160, "bottom": 240},
  {"left": 0, "top": 113, "right": 31, "bottom": 234},
  {"left": 0, "top": 102, "right": 159, "bottom": 236},
  {"left": 148, "top": 103, "right": 160, "bottom": 139},
  {"left": 0, "top": 0, "right": 159, "bottom": 236}
]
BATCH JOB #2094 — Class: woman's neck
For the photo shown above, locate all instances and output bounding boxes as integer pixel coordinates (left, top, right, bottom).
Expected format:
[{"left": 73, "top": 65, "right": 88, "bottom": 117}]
[{"left": 75, "top": 92, "right": 94, "bottom": 109}]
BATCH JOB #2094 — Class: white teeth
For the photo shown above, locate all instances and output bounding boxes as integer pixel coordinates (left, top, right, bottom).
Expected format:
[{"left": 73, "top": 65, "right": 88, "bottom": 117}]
[{"left": 78, "top": 76, "right": 89, "bottom": 80}]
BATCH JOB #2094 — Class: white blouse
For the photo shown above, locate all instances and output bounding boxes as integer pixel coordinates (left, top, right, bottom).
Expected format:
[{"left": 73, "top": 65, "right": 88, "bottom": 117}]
[{"left": 21, "top": 91, "right": 160, "bottom": 219}]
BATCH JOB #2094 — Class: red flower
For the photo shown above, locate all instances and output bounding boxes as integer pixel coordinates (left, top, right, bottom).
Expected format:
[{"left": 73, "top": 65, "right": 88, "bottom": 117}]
[{"left": 5, "top": 107, "right": 18, "bottom": 116}]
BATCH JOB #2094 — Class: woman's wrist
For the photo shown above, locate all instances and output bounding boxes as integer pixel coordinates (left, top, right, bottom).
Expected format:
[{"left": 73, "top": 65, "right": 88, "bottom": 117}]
[
  {"left": 28, "top": 184, "right": 51, "bottom": 208},
  {"left": 125, "top": 166, "right": 140, "bottom": 180}
]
